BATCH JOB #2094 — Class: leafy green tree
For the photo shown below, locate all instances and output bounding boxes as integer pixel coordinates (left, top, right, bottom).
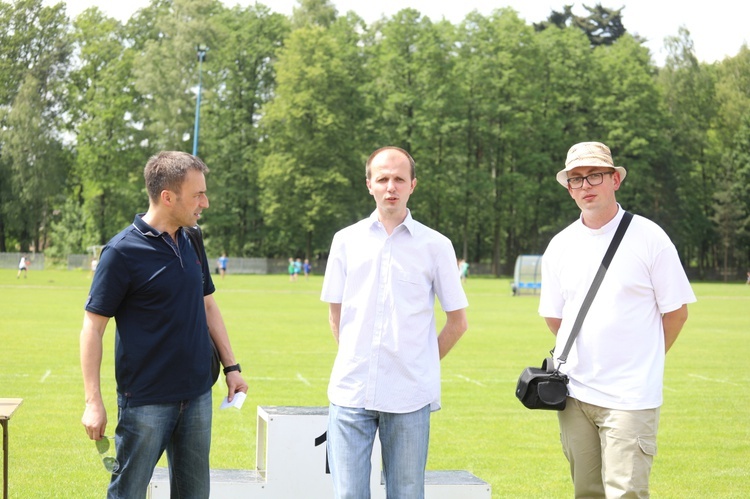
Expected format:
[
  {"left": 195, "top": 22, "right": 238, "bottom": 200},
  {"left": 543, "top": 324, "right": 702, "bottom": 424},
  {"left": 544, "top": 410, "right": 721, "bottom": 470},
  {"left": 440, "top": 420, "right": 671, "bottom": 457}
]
[
  {"left": 133, "top": 0, "right": 222, "bottom": 151},
  {"left": 4, "top": 73, "right": 71, "bottom": 252},
  {"left": 573, "top": 3, "right": 626, "bottom": 46},
  {"left": 714, "top": 45, "right": 750, "bottom": 149},
  {"left": 711, "top": 116, "right": 750, "bottom": 277},
  {"left": 291, "top": 0, "right": 337, "bottom": 29},
  {"left": 452, "top": 11, "right": 499, "bottom": 268},
  {"left": 0, "top": 0, "right": 69, "bottom": 102},
  {"left": 65, "top": 8, "right": 146, "bottom": 251},
  {"left": 46, "top": 198, "right": 87, "bottom": 260},
  {"left": 589, "top": 34, "right": 666, "bottom": 214},
  {"left": 712, "top": 47, "right": 750, "bottom": 273},
  {"left": 658, "top": 27, "right": 719, "bottom": 273},
  {"left": 452, "top": 9, "right": 538, "bottom": 274},
  {"left": 0, "top": 0, "right": 71, "bottom": 252},
  {"left": 363, "top": 10, "right": 463, "bottom": 249},
  {"left": 196, "top": 4, "right": 290, "bottom": 257},
  {"left": 518, "top": 23, "right": 598, "bottom": 251},
  {"left": 2, "top": 0, "right": 743, "bottom": 278},
  {"left": 259, "top": 16, "right": 368, "bottom": 258},
  {"left": 535, "top": 3, "right": 626, "bottom": 47}
]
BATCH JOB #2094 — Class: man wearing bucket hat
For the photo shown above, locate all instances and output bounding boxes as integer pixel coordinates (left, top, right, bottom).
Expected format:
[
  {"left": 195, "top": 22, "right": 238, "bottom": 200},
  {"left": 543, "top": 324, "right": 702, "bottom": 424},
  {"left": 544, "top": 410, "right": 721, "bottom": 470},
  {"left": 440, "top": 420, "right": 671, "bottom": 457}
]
[{"left": 538, "top": 142, "right": 696, "bottom": 497}]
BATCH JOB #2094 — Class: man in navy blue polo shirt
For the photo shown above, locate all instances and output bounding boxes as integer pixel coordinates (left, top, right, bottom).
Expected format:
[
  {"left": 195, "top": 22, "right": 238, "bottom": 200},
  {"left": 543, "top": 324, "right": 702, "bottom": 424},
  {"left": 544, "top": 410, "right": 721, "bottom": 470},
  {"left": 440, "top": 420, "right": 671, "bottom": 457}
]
[{"left": 80, "top": 151, "right": 248, "bottom": 498}]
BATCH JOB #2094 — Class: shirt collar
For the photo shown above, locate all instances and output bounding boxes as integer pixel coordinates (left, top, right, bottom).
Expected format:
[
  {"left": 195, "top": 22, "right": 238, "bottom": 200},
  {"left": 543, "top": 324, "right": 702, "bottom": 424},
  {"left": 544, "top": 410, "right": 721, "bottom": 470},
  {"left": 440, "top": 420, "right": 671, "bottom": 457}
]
[
  {"left": 579, "top": 204, "right": 624, "bottom": 236},
  {"left": 132, "top": 213, "right": 163, "bottom": 238},
  {"left": 368, "top": 209, "right": 416, "bottom": 235}
]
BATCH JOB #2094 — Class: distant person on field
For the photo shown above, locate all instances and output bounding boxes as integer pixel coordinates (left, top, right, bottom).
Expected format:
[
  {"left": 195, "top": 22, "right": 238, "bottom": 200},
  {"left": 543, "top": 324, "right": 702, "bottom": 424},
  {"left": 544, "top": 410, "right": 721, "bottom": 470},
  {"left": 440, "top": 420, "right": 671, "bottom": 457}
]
[
  {"left": 458, "top": 258, "right": 469, "bottom": 283},
  {"left": 321, "top": 146, "right": 468, "bottom": 498},
  {"left": 16, "top": 254, "right": 29, "bottom": 278},
  {"left": 218, "top": 253, "right": 228, "bottom": 279},
  {"left": 80, "top": 151, "right": 247, "bottom": 498},
  {"left": 539, "top": 142, "right": 696, "bottom": 498},
  {"left": 303, "top": 258, "right": 312, "bottom": 280},
  {"left": 288, "top": 258, "right": 297, "bottom": 282}
]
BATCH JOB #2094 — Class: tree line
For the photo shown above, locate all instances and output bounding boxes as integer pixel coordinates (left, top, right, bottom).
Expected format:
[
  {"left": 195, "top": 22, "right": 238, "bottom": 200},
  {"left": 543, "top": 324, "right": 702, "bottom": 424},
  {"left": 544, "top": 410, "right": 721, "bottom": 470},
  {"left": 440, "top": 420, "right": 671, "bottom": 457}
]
[{"left": 1, "top": 0, "right": 748, "bottom": 278}]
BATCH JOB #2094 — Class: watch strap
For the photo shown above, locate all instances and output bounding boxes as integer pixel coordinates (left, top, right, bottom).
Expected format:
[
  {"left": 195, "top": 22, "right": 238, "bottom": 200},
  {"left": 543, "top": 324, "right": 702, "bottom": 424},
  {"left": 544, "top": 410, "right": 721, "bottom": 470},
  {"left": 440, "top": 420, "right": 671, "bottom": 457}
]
[{"left": 223, "top": 363, "right": 241, "bottom": 375}]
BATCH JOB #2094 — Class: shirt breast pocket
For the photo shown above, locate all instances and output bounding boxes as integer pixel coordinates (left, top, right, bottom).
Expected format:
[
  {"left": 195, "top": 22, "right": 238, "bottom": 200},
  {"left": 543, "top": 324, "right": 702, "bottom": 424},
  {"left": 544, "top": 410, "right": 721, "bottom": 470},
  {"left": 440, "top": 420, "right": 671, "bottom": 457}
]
[{"left": 395, "top": 271, "right": 430, "bottom": 309}]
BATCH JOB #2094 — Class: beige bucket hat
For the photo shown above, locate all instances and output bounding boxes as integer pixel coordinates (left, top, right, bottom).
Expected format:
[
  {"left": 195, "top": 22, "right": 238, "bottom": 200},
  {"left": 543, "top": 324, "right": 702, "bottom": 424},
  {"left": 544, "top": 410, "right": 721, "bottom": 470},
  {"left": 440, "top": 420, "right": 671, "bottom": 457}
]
[{"left": 556, "top": 142, "right": 627, "bottom": 187}]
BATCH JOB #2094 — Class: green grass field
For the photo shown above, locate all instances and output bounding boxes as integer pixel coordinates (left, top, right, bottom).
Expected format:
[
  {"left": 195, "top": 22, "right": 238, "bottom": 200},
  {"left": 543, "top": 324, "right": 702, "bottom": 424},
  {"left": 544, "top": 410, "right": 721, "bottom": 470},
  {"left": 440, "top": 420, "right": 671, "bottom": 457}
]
[{"left": 1, "top": 270, "right": 748, "bottom": 498}]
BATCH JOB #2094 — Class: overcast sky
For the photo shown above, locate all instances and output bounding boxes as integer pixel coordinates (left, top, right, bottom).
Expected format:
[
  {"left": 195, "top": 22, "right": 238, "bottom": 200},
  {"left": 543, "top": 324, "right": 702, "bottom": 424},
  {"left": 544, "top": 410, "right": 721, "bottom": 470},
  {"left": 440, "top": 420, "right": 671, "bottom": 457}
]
[{"left": 43, "top": 0, "right": 749, "bottom": 66}]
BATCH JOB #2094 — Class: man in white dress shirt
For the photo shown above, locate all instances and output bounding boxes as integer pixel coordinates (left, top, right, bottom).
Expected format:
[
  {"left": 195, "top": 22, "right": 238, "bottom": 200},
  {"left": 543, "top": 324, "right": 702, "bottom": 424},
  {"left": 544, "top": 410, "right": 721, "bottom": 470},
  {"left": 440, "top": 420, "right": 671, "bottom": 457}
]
[{"left": 321, "top": 146, "right": 469, "bottom": 499}]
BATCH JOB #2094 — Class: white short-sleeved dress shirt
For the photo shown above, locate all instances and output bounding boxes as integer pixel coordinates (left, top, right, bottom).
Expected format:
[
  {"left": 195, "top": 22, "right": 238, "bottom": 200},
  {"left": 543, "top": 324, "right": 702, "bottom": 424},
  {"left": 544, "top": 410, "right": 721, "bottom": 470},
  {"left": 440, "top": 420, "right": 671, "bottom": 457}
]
[{"left": 321, "top": 210, "right": 468, "bottom": 413}]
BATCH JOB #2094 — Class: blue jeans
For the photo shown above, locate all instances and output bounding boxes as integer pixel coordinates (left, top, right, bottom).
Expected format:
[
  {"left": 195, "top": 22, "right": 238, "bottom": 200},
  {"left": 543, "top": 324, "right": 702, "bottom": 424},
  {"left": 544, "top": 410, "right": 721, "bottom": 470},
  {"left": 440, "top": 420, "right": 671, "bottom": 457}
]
[
  {"left": 327, "top": 403, "right": 430, "bottom": 499},
  {"left": 108, "top": 390, "right": 212, "bottom": 499}
]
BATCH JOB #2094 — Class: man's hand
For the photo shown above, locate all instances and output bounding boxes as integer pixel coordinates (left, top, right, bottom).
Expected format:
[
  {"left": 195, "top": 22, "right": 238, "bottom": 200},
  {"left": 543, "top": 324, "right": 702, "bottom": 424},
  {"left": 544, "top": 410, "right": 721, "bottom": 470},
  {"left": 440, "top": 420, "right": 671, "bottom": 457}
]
[
  {"left": 225, "top": 371, "right": 248, "bottom": 402},
  {"left": 82, "top": 398, "right": 107, "bottom": 440}
]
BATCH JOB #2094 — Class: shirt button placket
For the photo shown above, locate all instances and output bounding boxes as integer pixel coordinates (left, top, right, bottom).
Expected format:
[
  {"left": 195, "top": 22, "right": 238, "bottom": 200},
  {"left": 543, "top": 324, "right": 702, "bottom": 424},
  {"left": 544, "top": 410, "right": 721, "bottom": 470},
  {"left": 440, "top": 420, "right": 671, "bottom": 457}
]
[{"left": 366, "top": 235, "right": 389, "bottom": 407}]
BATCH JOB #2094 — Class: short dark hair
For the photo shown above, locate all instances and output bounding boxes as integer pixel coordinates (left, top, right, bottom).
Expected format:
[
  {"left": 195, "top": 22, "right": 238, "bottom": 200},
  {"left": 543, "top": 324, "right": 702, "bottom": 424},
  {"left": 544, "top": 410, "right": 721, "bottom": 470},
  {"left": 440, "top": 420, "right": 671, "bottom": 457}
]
[
  {"left": 365, "top": 146, "right": 415, "bottom": 180},
  {"left": 144, "top": 151, "right": 209, "bottom": 202}
]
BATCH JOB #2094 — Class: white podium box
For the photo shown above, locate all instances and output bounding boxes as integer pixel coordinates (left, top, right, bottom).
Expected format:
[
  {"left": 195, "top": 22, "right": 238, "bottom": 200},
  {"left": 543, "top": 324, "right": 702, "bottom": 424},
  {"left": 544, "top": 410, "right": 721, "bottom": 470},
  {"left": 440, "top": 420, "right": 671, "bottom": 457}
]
[
  {"left": 148, "top": 406, "right": 490, "bottom": 498},
  {"left": 254, "top": 406, "right": 382, "bottom": 497}
]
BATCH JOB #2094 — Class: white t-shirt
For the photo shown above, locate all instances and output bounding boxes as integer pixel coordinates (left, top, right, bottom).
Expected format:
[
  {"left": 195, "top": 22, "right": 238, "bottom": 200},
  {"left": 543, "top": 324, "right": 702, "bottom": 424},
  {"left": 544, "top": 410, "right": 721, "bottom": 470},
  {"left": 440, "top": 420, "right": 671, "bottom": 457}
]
[
  {"left": 321, "top": 210, "right": 468, "bottom": 413},
  {"left": 539, "top": 207, "right": 696, "bottom": 410}
]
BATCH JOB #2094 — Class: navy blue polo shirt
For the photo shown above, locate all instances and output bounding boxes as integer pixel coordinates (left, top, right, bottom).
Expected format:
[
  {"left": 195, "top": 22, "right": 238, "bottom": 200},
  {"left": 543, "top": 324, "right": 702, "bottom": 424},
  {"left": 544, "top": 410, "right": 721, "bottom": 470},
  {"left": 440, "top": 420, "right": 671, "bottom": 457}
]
[{"left": 85, "top": 214, "right": 216, "bottom": 406}]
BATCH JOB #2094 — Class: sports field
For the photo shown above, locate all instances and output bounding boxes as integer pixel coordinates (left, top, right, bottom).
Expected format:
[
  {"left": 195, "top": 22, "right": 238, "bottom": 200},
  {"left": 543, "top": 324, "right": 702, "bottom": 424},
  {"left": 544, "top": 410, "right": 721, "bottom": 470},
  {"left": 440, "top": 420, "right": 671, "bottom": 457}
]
[{"left": 1, "top": 270, "right": 748, "bottom": 498}]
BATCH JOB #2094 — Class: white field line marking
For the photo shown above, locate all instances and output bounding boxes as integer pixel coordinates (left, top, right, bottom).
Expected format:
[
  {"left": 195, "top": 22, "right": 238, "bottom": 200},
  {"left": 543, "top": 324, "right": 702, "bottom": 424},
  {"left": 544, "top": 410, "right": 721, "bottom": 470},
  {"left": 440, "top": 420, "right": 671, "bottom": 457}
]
[
  {"left": 688, "top": 373, "right": 742, "bottom": 386},
  {"left": 296, "top": 373, "right": 311, "bottom": 386},
  {"left": 40, "top": 369, "right": 51, "bottom": 383},
  {"left": 456, "top": 374, "right": 485, "bottom": 387}
]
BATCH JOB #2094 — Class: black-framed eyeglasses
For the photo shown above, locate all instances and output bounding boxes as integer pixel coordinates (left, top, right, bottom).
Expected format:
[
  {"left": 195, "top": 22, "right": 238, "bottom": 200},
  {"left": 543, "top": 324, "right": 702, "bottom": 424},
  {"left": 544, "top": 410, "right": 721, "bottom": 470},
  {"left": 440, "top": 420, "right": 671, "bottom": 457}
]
[{"left": 566, "top": 171, "right": 614, "bottom": 189}]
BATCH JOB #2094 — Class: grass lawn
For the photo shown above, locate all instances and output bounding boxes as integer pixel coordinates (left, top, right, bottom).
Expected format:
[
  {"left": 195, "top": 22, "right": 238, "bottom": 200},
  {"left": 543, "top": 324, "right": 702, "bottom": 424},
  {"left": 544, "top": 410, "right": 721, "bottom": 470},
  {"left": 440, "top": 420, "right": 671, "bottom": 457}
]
[{"left": 1, "top": 270, "right": 748, "bottom": 497}]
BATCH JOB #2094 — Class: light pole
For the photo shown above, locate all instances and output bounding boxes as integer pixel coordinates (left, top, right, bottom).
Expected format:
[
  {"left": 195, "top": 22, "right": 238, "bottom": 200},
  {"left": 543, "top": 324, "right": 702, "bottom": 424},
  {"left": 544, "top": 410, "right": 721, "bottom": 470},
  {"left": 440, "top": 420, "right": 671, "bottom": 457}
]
[{"left": 193, "top": 45, "right": 208, "bottom": 156}]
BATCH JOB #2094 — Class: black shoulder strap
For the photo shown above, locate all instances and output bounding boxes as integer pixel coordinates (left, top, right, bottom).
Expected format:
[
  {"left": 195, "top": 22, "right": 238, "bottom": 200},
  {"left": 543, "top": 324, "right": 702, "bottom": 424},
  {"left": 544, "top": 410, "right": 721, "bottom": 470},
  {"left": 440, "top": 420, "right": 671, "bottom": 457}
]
[
  {"left": 184, "top": 225, "right": 205, "bottom": 265},
  {"left": 184, "top": 225, "right": 208, "bottom": 289},
  {"left": 557, "top": 211, "right": 633, "bottom": 364}
]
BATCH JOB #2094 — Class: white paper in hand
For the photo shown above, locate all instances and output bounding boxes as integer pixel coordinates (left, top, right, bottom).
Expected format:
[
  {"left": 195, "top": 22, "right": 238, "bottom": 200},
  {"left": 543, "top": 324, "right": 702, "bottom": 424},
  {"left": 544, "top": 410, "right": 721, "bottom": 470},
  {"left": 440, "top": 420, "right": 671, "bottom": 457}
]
[{"left": 220, "top": 391, "right": 246, "bottom": 410}]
